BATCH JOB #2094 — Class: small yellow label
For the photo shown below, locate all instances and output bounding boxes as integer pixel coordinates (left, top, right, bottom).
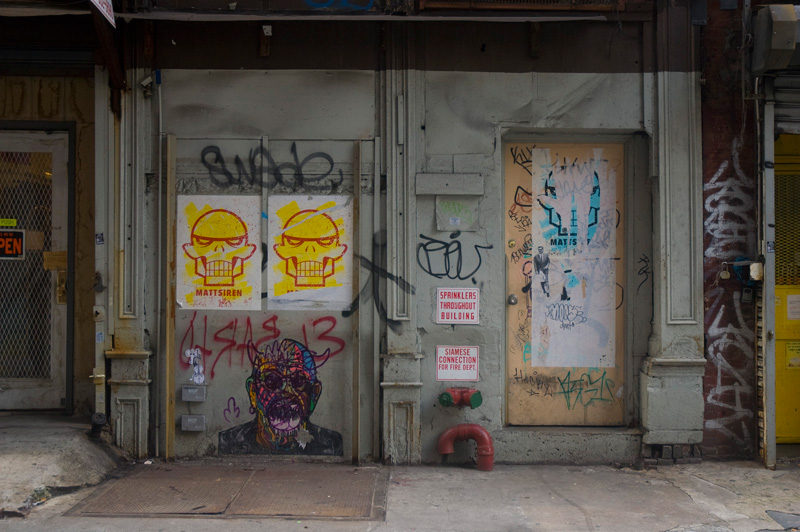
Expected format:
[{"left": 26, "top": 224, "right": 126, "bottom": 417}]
[{"left": 0, "top": 219, "right": 17, "bottom": 227}]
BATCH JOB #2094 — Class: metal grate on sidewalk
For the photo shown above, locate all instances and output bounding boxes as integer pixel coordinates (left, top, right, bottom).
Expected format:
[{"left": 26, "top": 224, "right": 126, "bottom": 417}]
[{"left": 67, "top": 461, "right": 387, "bottom": 520}]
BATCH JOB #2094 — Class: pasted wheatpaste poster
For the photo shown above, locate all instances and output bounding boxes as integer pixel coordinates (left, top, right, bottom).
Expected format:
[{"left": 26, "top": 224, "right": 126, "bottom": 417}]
[
  {"left": 267, "top": 195, "right": 353, "bottom": 310},
  {"left": 177, "top": 195, "right": 261, "bottom": 310}
]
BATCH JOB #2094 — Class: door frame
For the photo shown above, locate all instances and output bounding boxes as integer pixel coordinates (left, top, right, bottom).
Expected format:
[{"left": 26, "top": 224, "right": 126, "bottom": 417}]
[{"left": 0, "top": 121, "right": 76, "bottom": 413}]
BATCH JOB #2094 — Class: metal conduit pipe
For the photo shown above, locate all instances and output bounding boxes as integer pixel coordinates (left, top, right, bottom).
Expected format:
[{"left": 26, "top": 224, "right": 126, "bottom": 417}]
[{"left": 437, "top": 423, "right": 494, "bottom": 472}]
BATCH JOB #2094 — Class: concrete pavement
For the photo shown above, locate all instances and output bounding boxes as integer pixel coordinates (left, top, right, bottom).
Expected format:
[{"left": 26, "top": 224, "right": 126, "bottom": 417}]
[{"left": 2, "top": 413, "right": 800, "bottom": 532}]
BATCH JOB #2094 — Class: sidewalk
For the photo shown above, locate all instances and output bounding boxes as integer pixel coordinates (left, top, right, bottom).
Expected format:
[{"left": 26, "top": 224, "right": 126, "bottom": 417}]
[
  {"left": 3, "top": 460, "right": 800, "bottom": 532},
  {"left": 1, "top": 413, "right": 800, "bottom": 532}
]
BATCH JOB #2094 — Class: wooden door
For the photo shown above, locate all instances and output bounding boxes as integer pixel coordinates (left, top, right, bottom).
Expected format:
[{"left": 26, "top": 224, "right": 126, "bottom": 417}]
[{"left": 505, "top": 143, "right": 625, "bottom": 425}]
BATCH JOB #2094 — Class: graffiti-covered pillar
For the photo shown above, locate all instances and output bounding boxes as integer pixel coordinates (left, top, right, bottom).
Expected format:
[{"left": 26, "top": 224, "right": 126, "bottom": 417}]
[
  {"left": 640, "top": 2, "right": 706, "bottom": 447},
  {"left": 381, "top": 23, "right": 423, "bottom": 464}
]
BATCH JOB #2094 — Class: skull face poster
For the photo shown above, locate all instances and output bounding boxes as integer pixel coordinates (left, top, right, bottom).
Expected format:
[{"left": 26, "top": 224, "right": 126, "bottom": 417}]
[
  {"left": 177, "top": 195, "right": 261, "bottom": 310},
  {"left": 267, "top": 195, "right": 352, "bottom": 310}
]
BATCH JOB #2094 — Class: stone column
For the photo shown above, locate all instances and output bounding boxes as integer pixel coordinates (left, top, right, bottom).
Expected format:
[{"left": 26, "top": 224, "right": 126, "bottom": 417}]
[
  {"left": 640, "top": 2, "right": 706, "bottom": 447},
  {"left": 381, "top": 23, "right": 423, "bottom": 464}
]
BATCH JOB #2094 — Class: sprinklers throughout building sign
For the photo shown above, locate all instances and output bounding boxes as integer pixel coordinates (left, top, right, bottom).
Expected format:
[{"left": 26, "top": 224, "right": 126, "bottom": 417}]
[{"left": 436, "top": 288, "right": 479, "bottom": 324}]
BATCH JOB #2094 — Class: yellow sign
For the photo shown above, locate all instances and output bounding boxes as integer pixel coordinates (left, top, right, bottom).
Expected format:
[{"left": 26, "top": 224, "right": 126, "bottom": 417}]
[{"left": 0, "top": 219, "right": 17, "bottom": 227}]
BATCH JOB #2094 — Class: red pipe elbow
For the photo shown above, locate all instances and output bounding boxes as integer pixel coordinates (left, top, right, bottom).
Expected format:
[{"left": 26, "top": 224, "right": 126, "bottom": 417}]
[{"left": 437, "top": 423, "right": 494, "bottom": 472}]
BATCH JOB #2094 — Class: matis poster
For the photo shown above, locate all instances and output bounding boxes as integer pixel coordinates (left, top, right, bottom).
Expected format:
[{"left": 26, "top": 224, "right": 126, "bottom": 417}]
[
  {"left": 177, "top": 195, "right": 261, "bottom": 310},
  {"left": 267, "top": 195, "right": 353, "bottom": 310}
]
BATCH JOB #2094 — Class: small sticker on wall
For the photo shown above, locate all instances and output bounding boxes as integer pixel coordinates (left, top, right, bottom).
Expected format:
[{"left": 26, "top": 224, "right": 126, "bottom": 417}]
[
  {"left": 788, "top": 295, "right": 800, "bottom": 321},
  {"left": 96, "top": 332, "right": 104, "bottom": 343}
]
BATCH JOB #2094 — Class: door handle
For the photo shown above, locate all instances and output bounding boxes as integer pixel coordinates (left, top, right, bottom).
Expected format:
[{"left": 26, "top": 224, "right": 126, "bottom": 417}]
[{"left": 508, "top": 294, "right": 518, "bottom": 305}]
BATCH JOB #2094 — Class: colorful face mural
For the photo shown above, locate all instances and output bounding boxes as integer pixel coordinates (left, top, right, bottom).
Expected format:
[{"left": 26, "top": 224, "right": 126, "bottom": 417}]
[
  {"left": 177, "top": 196, "right": 261, "bottom": 310},
  {"left": 267, "top": 195, "right": 353, "bottom": 310},
  {"left": 218, "top": 339, "right": 343, "bottom": 456}
]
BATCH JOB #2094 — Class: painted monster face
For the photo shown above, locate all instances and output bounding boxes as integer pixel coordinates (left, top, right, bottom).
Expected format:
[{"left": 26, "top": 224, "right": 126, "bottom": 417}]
[
  {"left": 274, "top": 209, "right": 347, "bottom": 288},
  {"left": 183, "top": 209, "right": 257, "bottom": 287},
  {"left": 247, "top": 340, "right": 322, "bottom": 439}
]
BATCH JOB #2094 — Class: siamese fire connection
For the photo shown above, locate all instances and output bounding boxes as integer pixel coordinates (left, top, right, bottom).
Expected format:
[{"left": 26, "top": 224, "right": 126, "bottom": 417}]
[
  {"left": 437, "top": 423, "right": 494, "bottom": 472},
  {"left": 438, "top": 387, "right": 483, "bottom": 408},
  {"left": 436, "top": 388, "right": 492, "bottom": 471}
]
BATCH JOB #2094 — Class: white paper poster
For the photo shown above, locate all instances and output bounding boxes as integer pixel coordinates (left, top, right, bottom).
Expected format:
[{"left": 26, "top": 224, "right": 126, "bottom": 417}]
[
  {"left": 267, "top": 195, "right": 353, "bottom": 310},
  {"left": 177, "top": 195, "right": 261, "bottom": 310}
]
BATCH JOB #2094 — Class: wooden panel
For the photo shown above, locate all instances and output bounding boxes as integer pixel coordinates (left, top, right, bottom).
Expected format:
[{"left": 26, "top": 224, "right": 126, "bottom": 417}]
[{"left": 505, "top": 143, "right": 624, "bottom": 426}]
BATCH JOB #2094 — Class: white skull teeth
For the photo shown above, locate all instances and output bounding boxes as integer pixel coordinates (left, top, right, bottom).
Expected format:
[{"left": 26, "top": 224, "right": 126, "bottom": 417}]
[
  {"left": 205, "top": 260, "right": 233, "bottom": 277},
  {"left": 296, "top": 260, "right": 324, "bottom": 278}
]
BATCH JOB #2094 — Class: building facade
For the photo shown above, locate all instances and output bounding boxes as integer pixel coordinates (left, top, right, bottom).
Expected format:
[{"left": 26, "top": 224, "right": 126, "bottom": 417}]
[{"left": 1, "top": 0, "right": 777, "bottom": 465}]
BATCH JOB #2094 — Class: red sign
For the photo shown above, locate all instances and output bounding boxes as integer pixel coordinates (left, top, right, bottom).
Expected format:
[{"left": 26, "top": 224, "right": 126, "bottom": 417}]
[
  {"left": 436, "top": 287, "right": 480, "bottom": 324},
  {"left": 90, "top": 0, "right": 116, "bottom": 28},
  {"left": 0, "top": 230, "right": 25, "bottom": 260},
  {"left": 436, "top": 345, "right": 479, "bottom": 381}
]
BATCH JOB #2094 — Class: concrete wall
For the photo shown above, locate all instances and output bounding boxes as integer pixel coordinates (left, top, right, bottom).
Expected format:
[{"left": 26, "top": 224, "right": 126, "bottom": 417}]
[
  {"left": 163, "top": 69, "right": 376, "bottom": 458},
  {"left": 152, "top": 19, "right": 662, "bottom": 463},
  {"left": 416, "top": 71, "right": 654, "bottom": 463}
]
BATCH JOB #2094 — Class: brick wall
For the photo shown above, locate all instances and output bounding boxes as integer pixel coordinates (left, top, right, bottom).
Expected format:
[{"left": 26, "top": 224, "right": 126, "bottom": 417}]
[{"left": 700, "top": 6, "right": 758, "bottom": 458}]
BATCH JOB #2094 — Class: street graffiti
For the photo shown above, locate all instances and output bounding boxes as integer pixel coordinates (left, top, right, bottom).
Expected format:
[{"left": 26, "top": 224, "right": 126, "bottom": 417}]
[
  {"left": 218, "top": 339, "right": 343, "bottom": 455},
  {"left": 556, "top": 369, "right": 616, "bottom": 410},
  {"left": 417, "top": 231, "right": 493, "bottom": 282},
  {"left": 342, "top": 232, "right": 414, "bottom": 334},
  {"left": 545, "top": 302, "right": 588, "bottom": 330},
  {"left": 223, "top": 397, "right": 241, "bottom": 423},
  {"left": 702, "top": 137, "right": 756, "bottom": 455},
  {"left": 636, "top": 254, "right": 651, "bottom": 295},
  {"left": 703, "top": 138, "right": 755, "bottom": 259},
  {"left": 185, "top": 348, "right": 205, "bottom": 385},
  {"left": 200, "top": 142, "right": 344, "bottom": 193},
  {"left": 178, "top": 312, "right": 347, "bottom": 380},
  {"left": 704, "top": 288, "right": 755, "bottom": 451},
  {"left": 510, "top": 233, "right": 534, "bottom": 265},
  {"left": 512, "top": 368, "right": 557, "bottom": 397}
]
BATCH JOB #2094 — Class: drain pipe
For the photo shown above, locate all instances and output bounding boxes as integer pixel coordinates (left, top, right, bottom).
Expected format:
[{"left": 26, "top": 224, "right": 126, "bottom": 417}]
[{"left": 437, "top": 423, "right": 494, "bottom": 472}]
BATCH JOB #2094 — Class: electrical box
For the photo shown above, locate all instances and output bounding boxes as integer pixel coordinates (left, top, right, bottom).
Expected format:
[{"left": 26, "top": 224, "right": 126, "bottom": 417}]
[
  {"left": 181, "top": 415, "right": 206, "bottom": 431},
  {"left": 182, "top": 385, "right": 207, "bottom": 402}
]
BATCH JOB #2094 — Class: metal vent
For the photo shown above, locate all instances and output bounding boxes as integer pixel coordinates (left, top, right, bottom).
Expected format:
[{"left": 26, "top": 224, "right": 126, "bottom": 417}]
[
  {"left": 419, "top": 0, "right": 622, "bottom": 10},
  {"left": 775, "top": 173, "right": 800, "bottom": 285},
  {"left": 0, "top": 151, "right": 53, "bottom": 379}
]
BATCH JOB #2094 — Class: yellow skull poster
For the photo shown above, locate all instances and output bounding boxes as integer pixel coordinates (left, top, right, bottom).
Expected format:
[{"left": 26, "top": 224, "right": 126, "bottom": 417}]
[
  {"left": 177, "top": 195, "right": 261, "bottom": 310},
  {"left": 267, "top": 195, "right": 352, "bottom": 310}
]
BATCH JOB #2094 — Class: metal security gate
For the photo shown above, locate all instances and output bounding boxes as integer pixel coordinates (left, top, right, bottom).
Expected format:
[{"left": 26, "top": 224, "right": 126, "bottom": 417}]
[{"left": 0, "top": 130, "right": 70, "bottom": 410}]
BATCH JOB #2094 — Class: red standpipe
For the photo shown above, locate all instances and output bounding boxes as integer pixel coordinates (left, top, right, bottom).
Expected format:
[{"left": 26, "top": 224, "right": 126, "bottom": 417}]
[{"left": 437, "top": 423, "right": 494, "bottom": 472}]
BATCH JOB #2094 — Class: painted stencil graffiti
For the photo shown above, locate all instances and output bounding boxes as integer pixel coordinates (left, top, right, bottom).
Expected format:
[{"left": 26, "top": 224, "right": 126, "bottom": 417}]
[
  {"left": 218, "top": 339, "right": 343, "bottom": 455},
  {"left": 177, "top": 196, "right": 261, "bottom": 310},
  {"left": 267, "top": 195, "right": 352, "bottom": 310}
]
